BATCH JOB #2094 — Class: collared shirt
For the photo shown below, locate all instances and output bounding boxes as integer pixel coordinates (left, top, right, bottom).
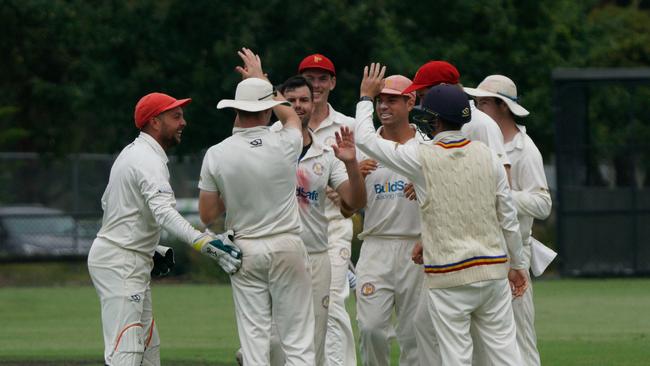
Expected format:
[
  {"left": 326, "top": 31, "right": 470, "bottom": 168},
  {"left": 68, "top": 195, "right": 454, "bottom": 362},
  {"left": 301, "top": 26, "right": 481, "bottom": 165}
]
[
  {"left": 505, "top": 124, "right": 552, "bottom": 251},
  {"left": 310, "top": 104, "right": 356, "bottom": 222},
  {"left": 462, "top": 103, "right": 511, "bottom": 167},
  {"left": 357, "top": 126, "right": 423, "bottom": 240},
  {"left": 96, "top": 132, "right": 201, "bottom": 256},
  {"left": 199, "top": 125, "right": 302, "bottom": 239},
  {"left": 354, "top": 100, "right": 526, "bottom": 268},
  {"left": 270, "top": 122, "right": 350, "bottom": 253}
]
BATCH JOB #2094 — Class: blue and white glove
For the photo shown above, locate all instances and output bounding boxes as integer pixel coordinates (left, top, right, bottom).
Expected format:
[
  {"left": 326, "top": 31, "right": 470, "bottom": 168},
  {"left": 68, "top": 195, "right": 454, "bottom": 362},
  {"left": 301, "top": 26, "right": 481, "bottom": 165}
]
[
  {"left": 192, "top": 230, "right": 242, "bottom": 274},
  {"left": 347, "top": 261, "right": 357, "bottom": 290}
]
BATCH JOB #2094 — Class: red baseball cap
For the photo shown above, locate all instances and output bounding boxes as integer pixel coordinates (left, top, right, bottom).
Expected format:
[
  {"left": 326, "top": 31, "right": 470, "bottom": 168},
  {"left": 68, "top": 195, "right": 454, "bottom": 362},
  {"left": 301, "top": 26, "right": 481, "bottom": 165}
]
[
  {"left": 298, "top": 54, "right": 336, "bottom": 76},
  {"left": 402, "top": 61, "right": 460, "bottom": 95},
  {"left": 134, "top": 92, "right": 191, "bottom": 129}
]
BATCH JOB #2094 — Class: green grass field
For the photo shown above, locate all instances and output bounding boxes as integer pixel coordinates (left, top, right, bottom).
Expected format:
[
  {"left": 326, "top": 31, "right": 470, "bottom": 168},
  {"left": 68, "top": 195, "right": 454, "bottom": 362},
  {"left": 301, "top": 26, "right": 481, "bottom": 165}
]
[{"left": 0, "top": 279, "right": 649, "bottom": 365}]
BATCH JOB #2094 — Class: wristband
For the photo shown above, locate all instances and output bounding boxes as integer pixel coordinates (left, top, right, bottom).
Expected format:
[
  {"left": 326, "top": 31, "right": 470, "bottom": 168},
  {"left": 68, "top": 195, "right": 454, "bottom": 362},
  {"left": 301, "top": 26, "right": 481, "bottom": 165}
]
[{"left": 359, "top": 96, "right": 374, "bottom": 103}]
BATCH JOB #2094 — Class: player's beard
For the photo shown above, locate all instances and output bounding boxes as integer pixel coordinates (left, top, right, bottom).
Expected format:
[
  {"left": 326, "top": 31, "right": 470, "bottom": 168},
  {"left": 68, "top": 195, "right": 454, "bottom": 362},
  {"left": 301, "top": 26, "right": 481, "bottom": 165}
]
[{"left": 160, "top": 124, "right": 181, "bottom": 149}]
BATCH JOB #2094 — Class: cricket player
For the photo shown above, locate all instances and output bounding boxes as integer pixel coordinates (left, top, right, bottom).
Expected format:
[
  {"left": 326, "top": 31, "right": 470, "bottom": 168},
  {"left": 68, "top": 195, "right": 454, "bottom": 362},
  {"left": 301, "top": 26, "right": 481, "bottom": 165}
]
[
  {"left": 265, "top": 75, "right": 366, "bottom": 366},
  {"left": 88, "top": 92, "right": 242, "bottom": 366},
  {"left": 298, "top": 53, "right": 357, "bottom": 366},
  {"left": 465, "top": 75, "right": 552, "bottom": 366},
  {"left": 354, "top": 75, "right": 425, "bottom": 366},
  {"left": 350, "top": 63, "right": 529, "bottom": 365},
  {"left": 198, "top": 48, "right": 315, "bottom": 366},
  {"left": 402, "top": 60, "right": 511, "bottom": 179}
]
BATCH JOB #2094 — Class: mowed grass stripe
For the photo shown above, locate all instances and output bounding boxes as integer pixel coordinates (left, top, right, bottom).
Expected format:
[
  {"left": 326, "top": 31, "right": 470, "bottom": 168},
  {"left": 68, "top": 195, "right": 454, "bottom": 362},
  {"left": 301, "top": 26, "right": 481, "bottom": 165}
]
[{"left": 0, "top": 279, "right": 649, "bottom": 365}]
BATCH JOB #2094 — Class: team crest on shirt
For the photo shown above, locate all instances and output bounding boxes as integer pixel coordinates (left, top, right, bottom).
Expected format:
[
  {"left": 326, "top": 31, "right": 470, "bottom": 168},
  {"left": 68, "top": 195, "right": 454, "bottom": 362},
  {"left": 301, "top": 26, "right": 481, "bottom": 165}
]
[
  {"left": 312, "top": 162, "right": 324, "bottom": 176},
  {"left": 325, "top": 136, "right": 336, "bottom": 147},
  {"left": 321, "top": 295, "right": 330, "bottom": 309},
  {"left": 361, "top": 282, "right": 375, "bottom": 296},
  {"left": 339, "top": 247, "right": 351, "bottom": 260}
]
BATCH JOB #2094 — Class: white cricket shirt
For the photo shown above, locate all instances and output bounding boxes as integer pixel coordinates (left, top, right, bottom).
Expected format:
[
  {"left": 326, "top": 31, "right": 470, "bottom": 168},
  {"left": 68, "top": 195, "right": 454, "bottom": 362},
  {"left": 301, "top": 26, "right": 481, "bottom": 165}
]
[
  {"left": 310, "top": 104, "right": 355, "bottom": 218},
  {"left": 354, "top": 100, "right": 526, "bottom": 267},
  {"left": 505, "top": 124, "right": 552, "bottom": 256},
  {"left": 199, "top": 125, "right": 302, "bottom": 240},
  {"left": 96, "top": 132, "right": 202, "bottom": 256},
  {"left": 270, "top": 122, "right": 350, "bottom": 253},
  {"left": 462, "top": 103, "right": 511, "bottom": 167},
  {"left": 357, "top": 126, "right": 423, "bottom": 241}
]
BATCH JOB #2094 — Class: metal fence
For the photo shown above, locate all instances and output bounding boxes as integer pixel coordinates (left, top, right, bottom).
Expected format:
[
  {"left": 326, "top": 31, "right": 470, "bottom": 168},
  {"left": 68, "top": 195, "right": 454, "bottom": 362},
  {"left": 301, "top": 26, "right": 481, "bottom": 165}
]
[
  {"left": 553, "top": 68, "right": 650, "bottom": 276},
  {"left": 0, "top": 152, "right": 204, "bottom": 261}
]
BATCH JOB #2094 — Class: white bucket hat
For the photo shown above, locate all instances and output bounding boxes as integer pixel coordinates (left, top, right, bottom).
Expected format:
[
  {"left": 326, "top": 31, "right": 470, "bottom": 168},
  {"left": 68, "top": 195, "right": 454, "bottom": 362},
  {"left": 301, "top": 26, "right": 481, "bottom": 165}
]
[
  {"left": 217, "top": 78, "right": 289, "bottom": 112},
  {"left": 464, "top": 75, "right": 529, "bottom": 117}
]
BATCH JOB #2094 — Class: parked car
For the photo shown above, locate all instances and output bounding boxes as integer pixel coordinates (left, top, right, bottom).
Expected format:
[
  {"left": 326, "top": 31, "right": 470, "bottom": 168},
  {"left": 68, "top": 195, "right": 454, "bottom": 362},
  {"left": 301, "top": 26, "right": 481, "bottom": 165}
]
[{"left": 0, "top": 205, "right": 94, "bottom": 257}]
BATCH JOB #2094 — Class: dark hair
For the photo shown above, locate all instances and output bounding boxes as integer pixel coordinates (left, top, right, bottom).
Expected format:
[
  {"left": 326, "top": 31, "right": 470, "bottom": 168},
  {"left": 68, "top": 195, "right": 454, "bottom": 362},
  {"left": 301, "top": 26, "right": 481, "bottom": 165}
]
[{"left": 279, "top": 75, "right": 314, "bottom": 99}]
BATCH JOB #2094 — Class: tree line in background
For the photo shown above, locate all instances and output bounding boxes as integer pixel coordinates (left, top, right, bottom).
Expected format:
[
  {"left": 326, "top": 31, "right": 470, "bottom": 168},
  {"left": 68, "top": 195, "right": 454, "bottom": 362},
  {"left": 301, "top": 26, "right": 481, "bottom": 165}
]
[{"left": 1, "top": 0, "right": 650, "bottom": 160}]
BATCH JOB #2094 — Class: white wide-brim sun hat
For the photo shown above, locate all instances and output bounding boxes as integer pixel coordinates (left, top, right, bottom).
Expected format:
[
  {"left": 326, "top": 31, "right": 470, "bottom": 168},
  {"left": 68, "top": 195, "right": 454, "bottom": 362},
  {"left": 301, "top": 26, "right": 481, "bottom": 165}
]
[
  {"left": 463, "top": 75, "right": 529, "bottom": 117},
  {"left": 217, "top": 77, "right": 289, "bottom": 112}
]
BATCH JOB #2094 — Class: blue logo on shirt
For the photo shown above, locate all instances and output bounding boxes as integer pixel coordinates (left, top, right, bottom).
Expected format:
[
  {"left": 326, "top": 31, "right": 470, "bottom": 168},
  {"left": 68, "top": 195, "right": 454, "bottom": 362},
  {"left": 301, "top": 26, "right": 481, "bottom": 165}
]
[
  {"left": 374, "top": 180, "right": 406, "bottom": 194},
  {"left": 297, "top": 187, "right": 319, "bottom": 201}
]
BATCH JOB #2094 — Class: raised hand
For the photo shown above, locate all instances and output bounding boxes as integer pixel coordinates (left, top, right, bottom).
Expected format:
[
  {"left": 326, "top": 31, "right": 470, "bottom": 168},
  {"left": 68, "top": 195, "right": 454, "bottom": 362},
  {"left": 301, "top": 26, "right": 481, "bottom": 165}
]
[
  {"left": 360, "top": 62, "right": 387, "bottom": 99},
  {"left": 235, "top": 47, "right": 266, "bottom": 80},
  {"left": 332, "top": 126, "right": 357, "bottom": 164}
]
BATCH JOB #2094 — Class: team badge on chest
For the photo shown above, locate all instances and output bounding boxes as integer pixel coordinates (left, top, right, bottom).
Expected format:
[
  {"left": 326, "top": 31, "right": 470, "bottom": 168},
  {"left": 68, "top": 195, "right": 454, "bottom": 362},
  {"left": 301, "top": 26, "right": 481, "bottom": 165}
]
[{"left": 312, "top": 162, "right": 324, "bottom": 176}]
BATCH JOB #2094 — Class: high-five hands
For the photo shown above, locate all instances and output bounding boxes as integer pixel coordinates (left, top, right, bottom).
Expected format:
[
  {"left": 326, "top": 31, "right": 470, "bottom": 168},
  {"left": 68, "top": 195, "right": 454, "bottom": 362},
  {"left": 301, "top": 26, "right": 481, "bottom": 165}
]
[
  {"left": 360, "top": 62, "right": 387, "bottom": 99},
  {"left": 235, "top": 47, "right": 267, "bottom": 81}
]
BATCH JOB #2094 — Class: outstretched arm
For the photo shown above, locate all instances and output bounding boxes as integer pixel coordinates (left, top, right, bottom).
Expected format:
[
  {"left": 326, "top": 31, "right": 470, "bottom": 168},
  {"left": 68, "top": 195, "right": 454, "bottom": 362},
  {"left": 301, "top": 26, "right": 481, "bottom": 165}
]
[{"left": 332, "top": 128, "right": 366, "bottom": 211}]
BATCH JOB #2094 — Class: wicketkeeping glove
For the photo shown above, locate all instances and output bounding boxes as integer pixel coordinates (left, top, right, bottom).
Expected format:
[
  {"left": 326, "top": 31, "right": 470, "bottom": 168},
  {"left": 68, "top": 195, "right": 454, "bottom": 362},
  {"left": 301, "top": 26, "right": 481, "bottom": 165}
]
[
  {"left": 192, "top": 230, "right": 242, "bottom": 274},
  {"left": 151, "top": 245, "right": 175, "bottom": 277}
]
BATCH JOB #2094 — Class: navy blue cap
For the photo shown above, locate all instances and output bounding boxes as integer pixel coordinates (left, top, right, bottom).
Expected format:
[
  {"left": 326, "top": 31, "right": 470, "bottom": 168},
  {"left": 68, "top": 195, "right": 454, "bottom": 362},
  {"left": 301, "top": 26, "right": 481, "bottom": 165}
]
[{"left": 416, "top": 84, "right": 471, "bottom": 125}]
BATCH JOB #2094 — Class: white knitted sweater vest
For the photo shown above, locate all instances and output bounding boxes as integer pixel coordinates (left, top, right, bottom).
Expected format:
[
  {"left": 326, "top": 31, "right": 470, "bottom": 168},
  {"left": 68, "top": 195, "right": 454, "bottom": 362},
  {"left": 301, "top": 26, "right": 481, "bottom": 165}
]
[{"left": 417, "top": 138, "right": 508, "bottom": 288}]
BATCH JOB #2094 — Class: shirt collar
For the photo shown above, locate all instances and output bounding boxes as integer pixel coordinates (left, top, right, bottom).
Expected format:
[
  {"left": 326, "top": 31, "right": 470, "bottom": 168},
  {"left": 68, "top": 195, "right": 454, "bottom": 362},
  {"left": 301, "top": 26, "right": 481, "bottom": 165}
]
[
  {"left": 509, "top": 124, "right": 527, "bottom": 150},
  {"left": 301, "top": 130, "right": 327, "bottom": 161},
  {"left": 432, "top": 130, "right": 464, "bottom": 144},
  {"left": 313, "top": 104, "right": 343, "bottom": 132},
  {"left": 232, "top": 125, "right": 269, "bottom": 135},
  {"left": 138, "top": 131, "right": 168, "bottom": 163}
]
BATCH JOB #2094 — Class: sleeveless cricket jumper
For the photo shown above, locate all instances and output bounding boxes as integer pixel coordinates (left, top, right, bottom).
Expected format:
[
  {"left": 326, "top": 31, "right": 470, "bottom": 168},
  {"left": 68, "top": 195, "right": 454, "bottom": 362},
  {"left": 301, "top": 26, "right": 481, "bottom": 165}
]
[
  {"left": 353, "top": 100, "right": 526, "bottom": 366},
  {"left": 355, "top": 128, "right": 424, "bottom": 366},
  {"left": 199, "top": 125, "right": 315, "bottom": 366}
]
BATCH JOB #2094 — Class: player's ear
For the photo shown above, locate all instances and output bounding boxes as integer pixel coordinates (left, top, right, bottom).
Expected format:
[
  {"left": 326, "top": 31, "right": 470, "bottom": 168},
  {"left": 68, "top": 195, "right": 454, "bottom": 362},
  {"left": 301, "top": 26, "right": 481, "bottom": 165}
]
[{"left": 330, "top": 76, "right": 336, "bottom": 91}]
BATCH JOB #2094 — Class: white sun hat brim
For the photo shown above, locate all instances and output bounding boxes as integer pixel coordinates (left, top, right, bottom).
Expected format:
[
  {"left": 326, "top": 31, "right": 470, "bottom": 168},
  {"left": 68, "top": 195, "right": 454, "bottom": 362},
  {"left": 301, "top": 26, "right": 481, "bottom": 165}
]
[
  {"left": 216, "top": 99, "right": 288, "bottom": 112},
  {"left": 463, "top": 86, "right": 529, "bottom": 117}
]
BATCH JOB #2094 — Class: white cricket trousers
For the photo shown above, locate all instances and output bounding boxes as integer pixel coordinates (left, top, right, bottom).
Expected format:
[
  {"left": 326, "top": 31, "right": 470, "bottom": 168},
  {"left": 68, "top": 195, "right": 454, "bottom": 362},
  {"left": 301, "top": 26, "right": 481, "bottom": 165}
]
[
  {"left": 355, "top": 238, "right": 423, "bottom": 366},
  {"left": 325, "top": 217, "right": 357, "bottom": 366},
  {"left": 269, "top": 249, "right": 332, "bottom": 366},
  {"left": 231, "top": 233, "right": 315, "bottom": 366},
  {"left": 419, "top": 278, "right": 523, "bottom": 366},
  {"left": 472, "top": 274, "right": 540, "bottom": 366},
  {"left": 87, "top": 238, "right": 160, "bottom": 366}
]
